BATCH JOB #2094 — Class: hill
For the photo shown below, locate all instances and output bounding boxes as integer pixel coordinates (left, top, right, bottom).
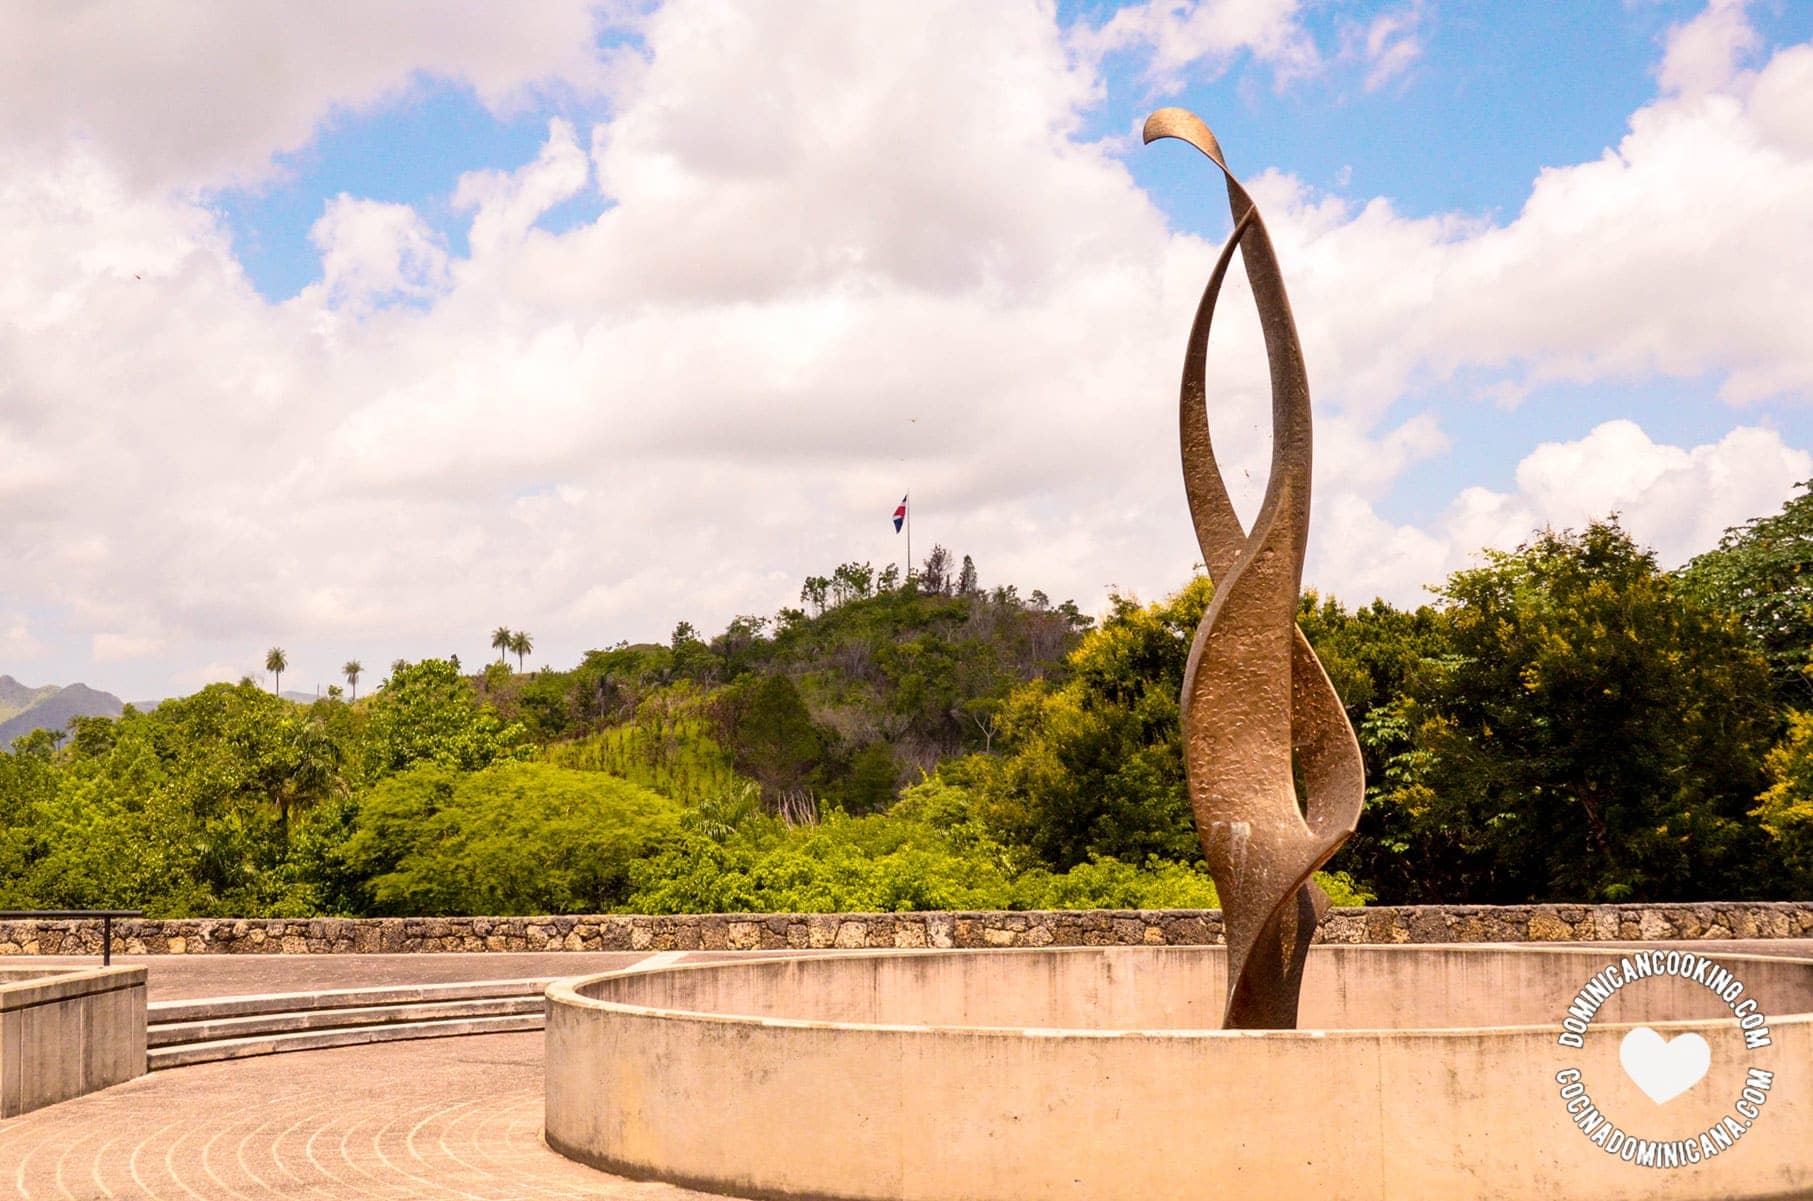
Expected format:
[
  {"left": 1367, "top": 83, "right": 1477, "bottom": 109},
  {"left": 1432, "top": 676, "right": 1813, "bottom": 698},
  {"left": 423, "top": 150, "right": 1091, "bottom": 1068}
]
[
  {"left": 0, "top": 675, "right": 58, "bottom": 722},
  {"left": 482, "top": 553, "right": 1092, "bottom": 815},
  {"left": 0, "top": 678, "right": 126, "bottom": 749}
]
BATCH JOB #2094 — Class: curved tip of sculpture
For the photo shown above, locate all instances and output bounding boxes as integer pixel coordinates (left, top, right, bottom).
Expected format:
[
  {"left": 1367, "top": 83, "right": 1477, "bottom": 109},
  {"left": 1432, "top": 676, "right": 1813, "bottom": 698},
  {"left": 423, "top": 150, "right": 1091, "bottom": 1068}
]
[{"left": 1141, "top": 107, "right": 1227, "bottom": 172}]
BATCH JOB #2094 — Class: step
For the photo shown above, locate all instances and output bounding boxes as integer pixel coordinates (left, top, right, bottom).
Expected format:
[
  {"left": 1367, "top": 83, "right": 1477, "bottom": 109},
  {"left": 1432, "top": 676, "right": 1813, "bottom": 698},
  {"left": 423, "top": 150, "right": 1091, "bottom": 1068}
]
[
  {"left": 147, "top": 1012, "right": 544, "bottom": 1070},
  {"left": 147, "top": 977, "right": 554, "bottom": 1024},
  {"left": 148, "top": 994, "right": 544, "bottom": 1048}
]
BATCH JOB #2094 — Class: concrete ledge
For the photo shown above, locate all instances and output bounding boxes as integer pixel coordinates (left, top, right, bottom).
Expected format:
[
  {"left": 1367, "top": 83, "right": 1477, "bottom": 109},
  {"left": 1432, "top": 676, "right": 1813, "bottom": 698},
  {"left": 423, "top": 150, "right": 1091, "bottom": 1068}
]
[
  {"left": 149, "top": 995, "right": 542, "bottom": 1047},
  {"left": 148, "top": 1012, "right": 542, "bottom": 1070},
  {"left": 4, "top": 901, "right": 1812, "bottom": 956},
  {"left": 0, "top": 964, "right": 143, "bottom": 1010},
  {"left": 0, "top": 965, "right": 146, "bottom": 1116},
  {"left": 147, "top": 977, "right": 554, "bottom": 1023}
]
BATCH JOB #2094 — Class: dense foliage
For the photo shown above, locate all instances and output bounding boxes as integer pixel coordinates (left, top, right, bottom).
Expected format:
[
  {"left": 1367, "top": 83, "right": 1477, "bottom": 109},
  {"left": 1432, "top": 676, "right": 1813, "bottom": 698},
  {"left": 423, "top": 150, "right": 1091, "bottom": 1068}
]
[
  {"left": 6, "top": 498, "right": 1813, "bottom": 917},
  {"left": 1680, "top": 481, "right": 1813, "bottom": 705},
  {"left": 1353, "top": 525, "right": 1776, "bottom": 902}
]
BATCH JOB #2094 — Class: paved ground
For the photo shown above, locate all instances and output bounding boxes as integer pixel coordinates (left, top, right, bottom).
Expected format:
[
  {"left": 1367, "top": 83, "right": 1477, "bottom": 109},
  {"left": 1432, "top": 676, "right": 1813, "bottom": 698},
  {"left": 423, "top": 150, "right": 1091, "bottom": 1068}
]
[{"left": 0, "top": 1032, "right": 720, "bottom": 1200}]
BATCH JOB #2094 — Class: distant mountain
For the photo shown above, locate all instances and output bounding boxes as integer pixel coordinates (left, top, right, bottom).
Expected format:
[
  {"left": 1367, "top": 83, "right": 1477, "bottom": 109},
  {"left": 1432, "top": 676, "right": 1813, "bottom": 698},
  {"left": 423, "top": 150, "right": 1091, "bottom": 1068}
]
[
  {"left": 0, "top": 675, "right": 58, "bottom": 722},
  {"left": 0, "top": 677, "right": 126, "bottom": 749}
]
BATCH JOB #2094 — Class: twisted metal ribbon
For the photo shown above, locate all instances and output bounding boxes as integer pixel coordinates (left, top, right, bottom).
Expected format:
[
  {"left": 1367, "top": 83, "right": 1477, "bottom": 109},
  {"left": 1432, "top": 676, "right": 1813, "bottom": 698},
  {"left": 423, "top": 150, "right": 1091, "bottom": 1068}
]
[{"left": 1144, "top": 108, "right": 1364, "bottom": 1030}]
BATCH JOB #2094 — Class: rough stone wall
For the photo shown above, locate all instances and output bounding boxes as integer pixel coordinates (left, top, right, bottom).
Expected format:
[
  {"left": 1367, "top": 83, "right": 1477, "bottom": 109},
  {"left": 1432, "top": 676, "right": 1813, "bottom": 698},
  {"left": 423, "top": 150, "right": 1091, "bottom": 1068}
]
[{"left": 3, "top": 902, "right": 1811, "bottom": 956}]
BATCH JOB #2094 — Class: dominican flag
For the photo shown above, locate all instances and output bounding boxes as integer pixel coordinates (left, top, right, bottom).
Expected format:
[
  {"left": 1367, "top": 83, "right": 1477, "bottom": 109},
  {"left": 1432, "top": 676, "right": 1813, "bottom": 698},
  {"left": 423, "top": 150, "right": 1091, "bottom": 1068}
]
[{"left": 892, "top": 494, "right": 908, "bottom": 533}]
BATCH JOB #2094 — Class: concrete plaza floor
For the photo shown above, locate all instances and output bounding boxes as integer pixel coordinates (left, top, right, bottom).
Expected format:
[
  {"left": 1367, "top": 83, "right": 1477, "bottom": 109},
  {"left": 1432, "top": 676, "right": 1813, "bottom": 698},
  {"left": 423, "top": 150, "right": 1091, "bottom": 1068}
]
[{"left": 0, "top": 1031, "right": 716, "bottom": 1200}]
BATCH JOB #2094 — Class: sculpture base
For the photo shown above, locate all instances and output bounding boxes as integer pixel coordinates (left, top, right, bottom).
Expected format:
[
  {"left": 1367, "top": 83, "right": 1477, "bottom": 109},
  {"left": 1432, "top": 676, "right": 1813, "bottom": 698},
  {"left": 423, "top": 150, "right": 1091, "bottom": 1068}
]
[{"left": 545, "top": 944, "right": 1813, "bottom": 1201}]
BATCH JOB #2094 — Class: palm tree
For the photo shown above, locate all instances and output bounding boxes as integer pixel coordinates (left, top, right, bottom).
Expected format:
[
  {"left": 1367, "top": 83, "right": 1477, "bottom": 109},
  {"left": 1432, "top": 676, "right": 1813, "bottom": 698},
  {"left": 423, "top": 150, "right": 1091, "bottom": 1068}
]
[
  {"left": 491, "top": 625, "right": 513, "bottom": 665},
  {"left": 265, "top": 647, "right": 288, "bottom": 696},
  {"left": 509, "top": 630, "right": 533, "bottom": 672},
  {"left": 272, "top": 717, "right": 344, "bottom": 843},
  {"left": 343, "top": 659, "right": 363, "bottom": 700}
]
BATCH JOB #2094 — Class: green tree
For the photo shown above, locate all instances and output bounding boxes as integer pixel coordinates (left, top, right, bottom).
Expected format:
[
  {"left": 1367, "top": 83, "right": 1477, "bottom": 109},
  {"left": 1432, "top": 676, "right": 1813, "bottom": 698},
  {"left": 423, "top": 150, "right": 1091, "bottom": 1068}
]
[
  {"left": 1294, "top": 592, "right": 1451, "bottom": 892},
  {"left": 363, "top": 659, "right": 531, "bottom": 778},
  {"left": 266, "top": 716, "right": 345, "bottom": 843},
  {"left": 491, "top": 626, "right": 514, "bottom": 665},
  {"left": 18, "top": 682, "right": 328, "bottom": 915},
  {"left": 956, "top": 555, "right": 978, "bottom": 597},
  {"left": 669, "top": 622, "right": 715, "bottom": 680},
  {"left": 0, "top": 747, "right": 58, "bottom": 906},
  {"left": 343, "top": 659, "right": 363, "bottom": 700},
  {"left": 509, "top": 630, "right": 534, "bottom": 672},
  {"left": 340, "top": 761, "right": 682, "bottom": 915},
  {"left": 265, "top": 647, "right": 288, "bottom": 696},
  {"left": 842, "top": 743, "right": 898, "bottom": 814},
  {"left": 722, "top": 673, "right": 823, "bottom": 808},
  {"left": 920, "top": 545, "right": 953, "bottom": 595},
  {"left": 1754, "top": 711, "right": 1813, "bottom": 892},
  {"left": 10, "top": 728, "right": 59, "bottom": 760},
  {"left": 1679, "top": 480, "right": 1813, "bottom": 704},
  {"left": 958, "top": 579, "right": 1212, "bottom": 869},
  {"left": 1375, "top": 522, "right": 1776, "bottom": 903}
]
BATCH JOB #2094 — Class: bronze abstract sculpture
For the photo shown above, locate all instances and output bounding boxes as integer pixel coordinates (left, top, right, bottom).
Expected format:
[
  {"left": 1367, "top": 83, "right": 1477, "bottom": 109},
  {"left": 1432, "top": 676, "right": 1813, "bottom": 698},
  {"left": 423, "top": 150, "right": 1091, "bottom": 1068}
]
[{"left": 1144, "top": 108, "right": 1363, "bottom": 1030}]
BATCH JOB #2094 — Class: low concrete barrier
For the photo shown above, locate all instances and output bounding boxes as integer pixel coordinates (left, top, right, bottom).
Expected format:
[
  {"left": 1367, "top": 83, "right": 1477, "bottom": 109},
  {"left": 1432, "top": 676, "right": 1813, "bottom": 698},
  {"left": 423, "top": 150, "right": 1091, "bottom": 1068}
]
[
  {"left": 0, "top": 965, "right": 146, "bottom": 1116},
  {"left": 545, "top": 945, "right": 1813, "bottom": 1201},
  {"left": 3, "top": 901, "right": 1812, "bottom": 955}
]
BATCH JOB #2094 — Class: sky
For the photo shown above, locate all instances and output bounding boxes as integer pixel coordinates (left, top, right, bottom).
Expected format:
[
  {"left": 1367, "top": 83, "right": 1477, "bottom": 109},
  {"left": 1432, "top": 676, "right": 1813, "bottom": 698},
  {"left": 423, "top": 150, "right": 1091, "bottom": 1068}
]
[{"left": 4, "top": 0, "right": 1813, "bottom": 700}]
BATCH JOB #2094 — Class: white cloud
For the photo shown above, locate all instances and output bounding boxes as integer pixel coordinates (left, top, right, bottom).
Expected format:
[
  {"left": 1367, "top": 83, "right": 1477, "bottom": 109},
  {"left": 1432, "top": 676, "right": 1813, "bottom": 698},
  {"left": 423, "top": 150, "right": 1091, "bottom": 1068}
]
[
  {"left": 1359, "top": 4, "right": 1424, "bottom": 93},
  {"left": 455, "top": 118, "right": 592, "bottom": 258},
  {"left": 92, "top": 633, "right": 168, "bottom": 664},
  {"left": 307, "top": 197, "right": 451, "bottom": 310},
  {"left": 1, "top": 0, "right": 1811, "bottom": 696},
  {"left": 1, "top": 619, "right": 46, "bottom": 663},
  {"left": 1658, "top": 0, "right": 1759, "bottom": 97},
  {"left": 1507, "top": 420, "right": 1810, "bottom": 567},
  {"left": 0, "top": 1, "right": 612, "bottom": 189},
  {"left": 1330, "top": 422, "right": 1812, "bottom": 606},
  {"left": 1071, "top": 0, "right": 1320, "bottom": 88}
]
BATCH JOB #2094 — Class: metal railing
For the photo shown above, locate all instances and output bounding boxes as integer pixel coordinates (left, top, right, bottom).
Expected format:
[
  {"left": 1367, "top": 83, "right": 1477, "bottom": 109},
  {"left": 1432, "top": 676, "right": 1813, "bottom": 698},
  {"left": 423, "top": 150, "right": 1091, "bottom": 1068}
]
[{"left": 0, "top": 910, "right": 143, "bottom": 966}]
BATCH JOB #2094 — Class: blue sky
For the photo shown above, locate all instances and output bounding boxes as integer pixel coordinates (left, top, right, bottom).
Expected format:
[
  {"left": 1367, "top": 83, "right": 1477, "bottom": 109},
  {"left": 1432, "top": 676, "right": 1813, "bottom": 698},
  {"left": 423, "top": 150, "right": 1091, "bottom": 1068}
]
[
  {"left": 4, "top": 0, "right": 1813, "bottom": 697},
  {"left": 217, "top": 4, "right": 1813, "bottom": 291}
]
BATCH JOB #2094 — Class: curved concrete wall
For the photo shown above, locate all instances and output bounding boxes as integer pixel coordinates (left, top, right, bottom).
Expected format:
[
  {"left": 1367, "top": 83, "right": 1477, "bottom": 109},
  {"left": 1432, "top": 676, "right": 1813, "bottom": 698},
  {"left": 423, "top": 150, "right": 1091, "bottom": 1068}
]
[{"left": 546, "top": 946, "right": 1813, "bottom": 1201}]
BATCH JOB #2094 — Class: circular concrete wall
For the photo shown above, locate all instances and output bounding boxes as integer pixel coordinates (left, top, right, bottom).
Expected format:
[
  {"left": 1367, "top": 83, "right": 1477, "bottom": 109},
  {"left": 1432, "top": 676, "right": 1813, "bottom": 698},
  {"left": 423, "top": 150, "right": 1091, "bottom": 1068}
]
[{"left": 545, "top": 945, "right": 1813, "bottom": 1201}]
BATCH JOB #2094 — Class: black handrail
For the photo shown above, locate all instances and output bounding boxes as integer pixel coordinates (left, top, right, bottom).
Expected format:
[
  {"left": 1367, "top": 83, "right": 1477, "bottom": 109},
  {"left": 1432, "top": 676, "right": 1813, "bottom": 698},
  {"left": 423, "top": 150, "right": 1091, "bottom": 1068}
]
[{"left": 0, "top": 910, "right": 143, "bottom": 966}]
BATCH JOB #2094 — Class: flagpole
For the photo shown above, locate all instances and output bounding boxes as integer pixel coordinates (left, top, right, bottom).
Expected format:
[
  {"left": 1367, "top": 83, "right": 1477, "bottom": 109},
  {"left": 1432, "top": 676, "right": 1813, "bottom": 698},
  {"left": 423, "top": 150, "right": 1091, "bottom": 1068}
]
[{"left": 905, "top": 491, "right": 912, "bottom": 585}]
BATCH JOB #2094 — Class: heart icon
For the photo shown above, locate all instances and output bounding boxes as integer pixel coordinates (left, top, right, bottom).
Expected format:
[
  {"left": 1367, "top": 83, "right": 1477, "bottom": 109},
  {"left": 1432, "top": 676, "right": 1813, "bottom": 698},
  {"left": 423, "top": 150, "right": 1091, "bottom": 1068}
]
[{"left": 1619, "top": 1027, "right": 1711, "bottom": 1104}]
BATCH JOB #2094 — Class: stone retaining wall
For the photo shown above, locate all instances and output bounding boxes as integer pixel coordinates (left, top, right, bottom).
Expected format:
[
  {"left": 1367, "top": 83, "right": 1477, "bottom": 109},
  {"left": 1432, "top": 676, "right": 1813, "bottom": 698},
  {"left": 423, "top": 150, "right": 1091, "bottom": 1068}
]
[{"left": 3, "top": 902, "right": 1811, "bottom": 956}]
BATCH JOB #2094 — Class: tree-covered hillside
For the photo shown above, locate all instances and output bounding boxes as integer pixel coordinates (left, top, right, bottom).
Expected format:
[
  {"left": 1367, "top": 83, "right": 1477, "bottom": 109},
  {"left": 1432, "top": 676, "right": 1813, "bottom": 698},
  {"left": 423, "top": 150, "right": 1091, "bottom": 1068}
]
[{"left": 5, "top": 493, "right": 1813, "bottom": 919}]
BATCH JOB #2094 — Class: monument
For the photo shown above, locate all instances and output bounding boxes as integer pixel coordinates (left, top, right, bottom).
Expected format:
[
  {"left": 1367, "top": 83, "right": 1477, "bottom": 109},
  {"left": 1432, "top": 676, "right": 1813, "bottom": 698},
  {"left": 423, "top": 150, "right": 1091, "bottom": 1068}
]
[
  {"left": 1147, "top": 106, "right": 1363, "bottom": 1030},
  {"left": 544, "top": 110, "right": 1813, "bottom": 1201}
]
